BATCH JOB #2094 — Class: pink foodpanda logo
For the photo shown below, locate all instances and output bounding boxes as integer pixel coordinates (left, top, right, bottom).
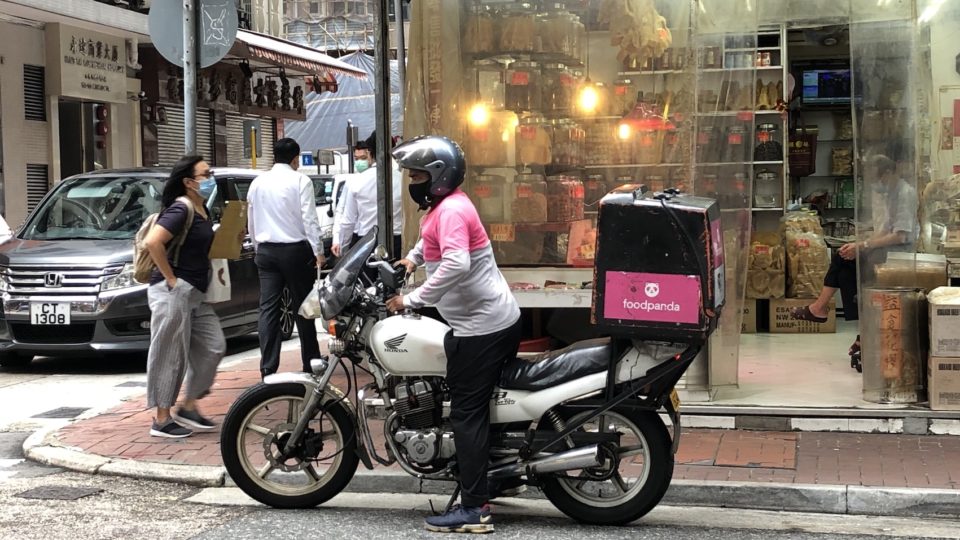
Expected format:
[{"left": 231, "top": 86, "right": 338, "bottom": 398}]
[{"left": 605, "top": 272, "right": 700, "bottom": 324}]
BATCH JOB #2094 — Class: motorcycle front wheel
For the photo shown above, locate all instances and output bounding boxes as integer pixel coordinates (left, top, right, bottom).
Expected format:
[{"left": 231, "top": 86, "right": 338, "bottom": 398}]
[
  {"left": 539, "top": 407, "right": 673, "bottom": 525},
  {"left": 220, "top": 382, "right": 359, "bottom": 509}
]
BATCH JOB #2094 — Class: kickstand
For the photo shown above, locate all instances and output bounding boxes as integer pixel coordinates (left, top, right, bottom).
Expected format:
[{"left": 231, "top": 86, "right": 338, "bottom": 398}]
[{"left": 430, "top": 485, "right": 461, "bottom": 516}]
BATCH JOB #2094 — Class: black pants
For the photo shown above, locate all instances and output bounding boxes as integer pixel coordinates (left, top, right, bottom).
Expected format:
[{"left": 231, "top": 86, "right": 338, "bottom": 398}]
[
  {"left": 823, "top": 251, "right": 859, "bottom": 321},
  {"left": 444, "top": 318, "right": 522, "bottom": 507},
  {"left": 255, "top": 241, "right": 321, "bottom": 376}
]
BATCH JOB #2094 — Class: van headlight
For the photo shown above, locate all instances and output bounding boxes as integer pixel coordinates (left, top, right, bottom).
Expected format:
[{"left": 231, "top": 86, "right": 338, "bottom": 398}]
[{"left": 101, "top": 263, "right": 139, "bottom": 292}]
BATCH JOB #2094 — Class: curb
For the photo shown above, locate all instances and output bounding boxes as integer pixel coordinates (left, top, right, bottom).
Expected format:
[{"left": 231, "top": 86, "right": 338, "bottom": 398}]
[
  {"left": 24, "top": 431, "right": 960, "bottom": 519},
  {"left": 22, "top": 428, "right": 225, "bottom": 488}
]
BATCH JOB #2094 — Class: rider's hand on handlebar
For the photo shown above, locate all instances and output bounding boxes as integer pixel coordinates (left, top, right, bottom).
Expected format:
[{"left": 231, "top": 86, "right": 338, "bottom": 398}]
[
  {"left": 395, "top": 258, "right": 416, "bottom": 275},
  {"left": 386, "top": 294, "right": 405, "bottom": 313}
]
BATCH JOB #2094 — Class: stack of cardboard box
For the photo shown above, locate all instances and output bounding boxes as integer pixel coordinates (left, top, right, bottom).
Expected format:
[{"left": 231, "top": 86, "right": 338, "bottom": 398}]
[{"left": 928, "top": 287, "right": 960, "bottom": 410}]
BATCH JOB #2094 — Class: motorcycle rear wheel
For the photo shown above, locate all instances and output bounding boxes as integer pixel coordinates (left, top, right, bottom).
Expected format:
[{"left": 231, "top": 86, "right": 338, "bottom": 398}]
[
  {"left": 539, "top": 407, "right": 673, "bottom": 525},
  {"left": 221, "top": 382, "right": 359, "bottom": 509}
]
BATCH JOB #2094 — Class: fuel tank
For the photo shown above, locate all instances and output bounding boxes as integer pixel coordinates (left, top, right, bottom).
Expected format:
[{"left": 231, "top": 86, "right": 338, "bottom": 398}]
[{"left": 368, "top": 314, "right": 450, "bottom": 376}]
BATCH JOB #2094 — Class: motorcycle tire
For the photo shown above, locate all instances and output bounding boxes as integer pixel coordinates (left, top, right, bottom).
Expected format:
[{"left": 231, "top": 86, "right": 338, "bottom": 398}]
[
  {"left": 221, "top": 382, "right": 359, "bottom": 509},
  {"left": 538, "top": 407, "right": 673, "bottom": 526}
]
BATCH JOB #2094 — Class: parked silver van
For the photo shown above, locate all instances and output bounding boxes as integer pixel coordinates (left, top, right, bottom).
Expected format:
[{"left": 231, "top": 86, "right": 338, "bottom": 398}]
[{"left": 0, "top": 168, "right": 295, "bottom": 367}]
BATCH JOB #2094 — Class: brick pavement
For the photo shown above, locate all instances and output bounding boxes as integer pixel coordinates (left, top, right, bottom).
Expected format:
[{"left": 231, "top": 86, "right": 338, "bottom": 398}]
[{"left": 53, "top": 350, "right": 960, "bottom": 490}]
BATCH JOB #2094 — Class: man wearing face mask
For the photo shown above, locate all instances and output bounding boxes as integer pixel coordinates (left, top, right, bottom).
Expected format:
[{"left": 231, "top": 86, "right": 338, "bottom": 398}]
[
  {"left": 247, "top": 138, "right": 324, "bottom": 377},
  {"left": 330, "top": 140, "right": 374, "bottom": 257},
  {"left": 386, "top": 136, "right": 521, "bottom": 534},
  {"left": 332, "top": 131, "right": 403, "bottom": 260}
]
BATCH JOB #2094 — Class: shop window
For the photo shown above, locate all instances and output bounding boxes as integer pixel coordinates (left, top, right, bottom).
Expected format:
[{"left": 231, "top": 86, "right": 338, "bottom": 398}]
[
  {"left": 25, "top": 164, "right": 49, "bottom": 212},
  {"left": 23, "top": 65, "right": 46, "bottom": 122}
]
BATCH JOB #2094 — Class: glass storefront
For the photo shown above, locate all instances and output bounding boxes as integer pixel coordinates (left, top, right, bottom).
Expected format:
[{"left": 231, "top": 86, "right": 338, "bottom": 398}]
[{"left": 401, "top": 0, "right": 960, "bottom": 409}]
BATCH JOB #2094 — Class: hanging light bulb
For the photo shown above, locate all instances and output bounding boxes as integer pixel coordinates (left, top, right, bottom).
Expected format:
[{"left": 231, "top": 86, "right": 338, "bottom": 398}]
[
  {"left": 579, "top": 84, "right": 600, "bottom": 115},
  {"left": 467, "top": 103, "right": 491, "bottom": 127},
  {"left": 617, "top": 122, "right": 632, "bottom": 140}
]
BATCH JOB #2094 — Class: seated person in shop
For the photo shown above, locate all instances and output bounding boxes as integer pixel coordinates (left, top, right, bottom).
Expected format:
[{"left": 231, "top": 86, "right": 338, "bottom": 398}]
[{"left": 789, "top": 153, "right": 919, "bottom": 355}]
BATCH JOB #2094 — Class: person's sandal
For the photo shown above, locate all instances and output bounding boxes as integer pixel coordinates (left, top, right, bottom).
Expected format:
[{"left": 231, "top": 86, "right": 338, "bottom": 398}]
[
  {"left": 789, "top": 305, "right": 828, "bottom": 323},
  {"left": 849, "top": 336, "right": 861, "bottom": 357}
]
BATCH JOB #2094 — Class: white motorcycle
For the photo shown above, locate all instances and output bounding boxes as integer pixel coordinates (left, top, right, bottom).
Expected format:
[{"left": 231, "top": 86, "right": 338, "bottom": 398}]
[{"left": 221, "top": 230, "right": 700, "bottom": 525}]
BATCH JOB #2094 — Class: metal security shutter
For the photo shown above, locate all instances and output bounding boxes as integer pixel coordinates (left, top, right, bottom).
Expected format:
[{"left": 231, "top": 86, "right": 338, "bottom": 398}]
[
  {"left": 227, "top": 114, "right": 275, "bottom": 171},
  {"left": 24, "top": 65, "right": 46, "bottom": 121},
  {"left": 156, "top": 106, "right": 214, "bottom": 166},
  {"left": 26, "top": 164, "right": 49, "bottom": 212}
]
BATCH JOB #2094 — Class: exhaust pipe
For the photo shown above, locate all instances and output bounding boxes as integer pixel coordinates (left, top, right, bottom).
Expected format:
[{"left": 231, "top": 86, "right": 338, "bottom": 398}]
[{"left": 488, "top": 445, "right": 602, "bottom": 480}]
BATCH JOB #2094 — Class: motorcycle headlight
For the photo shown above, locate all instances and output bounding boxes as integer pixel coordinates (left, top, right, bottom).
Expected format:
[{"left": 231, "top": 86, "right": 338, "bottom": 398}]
[{"left": 101, "top": 263, "right": 140, "bottom": 292}]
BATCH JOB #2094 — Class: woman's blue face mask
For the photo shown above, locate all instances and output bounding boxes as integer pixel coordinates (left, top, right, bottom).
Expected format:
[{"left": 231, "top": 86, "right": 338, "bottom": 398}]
[{"left": 197, "top": 178, "right": 216, "bottom": 199}]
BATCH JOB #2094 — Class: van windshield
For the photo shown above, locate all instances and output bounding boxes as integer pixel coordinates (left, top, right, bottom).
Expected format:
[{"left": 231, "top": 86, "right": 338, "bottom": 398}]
[{"left": 21, "top": 176, "right": 164, "bottom": 240}]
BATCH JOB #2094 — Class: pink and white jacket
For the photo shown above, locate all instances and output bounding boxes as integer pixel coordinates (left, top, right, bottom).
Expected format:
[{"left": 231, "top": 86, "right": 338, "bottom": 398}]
[{"left": 402, "top": 190, "right": 520, "bottom": 336}]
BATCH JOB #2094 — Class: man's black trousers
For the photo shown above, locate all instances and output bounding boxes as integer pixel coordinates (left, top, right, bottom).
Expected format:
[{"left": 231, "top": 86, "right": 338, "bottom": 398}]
[
  {"left": 443, "top": 318, "right": 522, "bottom": 507},
  {"left": 255, "top": 241, "right": 320, "bottom": 376}
]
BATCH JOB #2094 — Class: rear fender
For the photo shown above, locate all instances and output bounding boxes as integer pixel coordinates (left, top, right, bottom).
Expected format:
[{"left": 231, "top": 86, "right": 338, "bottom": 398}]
[{"left": 263, "top": 372, "right": 374, "bottom": 469}]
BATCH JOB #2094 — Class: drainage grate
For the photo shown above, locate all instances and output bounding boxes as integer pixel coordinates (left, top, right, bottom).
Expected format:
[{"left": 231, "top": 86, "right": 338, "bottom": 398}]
[
  {"left": 31, "top": 407, "right": 90, "bottom": 419},
  {"left": 114, "top": 381, "right": 147, "bottom": 388},
  {"left": 15, "top": 486, "right": 102, "bottom": 501}
]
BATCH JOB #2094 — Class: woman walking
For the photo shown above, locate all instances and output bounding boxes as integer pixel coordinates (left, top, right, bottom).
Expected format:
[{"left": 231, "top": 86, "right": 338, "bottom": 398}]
[{"left": 143, "top": 155, "right": 226, "bottom": 438}]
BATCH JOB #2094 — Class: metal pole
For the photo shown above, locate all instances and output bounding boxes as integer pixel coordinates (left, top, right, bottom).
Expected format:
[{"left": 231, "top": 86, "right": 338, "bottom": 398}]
[
  {"left": 182, "top": 0, "right": 197, "bottom": 154},
  {"left": 393, "top": 0, "right": 406, "bottom": 104},
  {"left": 373, "top": 0, "right": 393, "bottom": 256}
]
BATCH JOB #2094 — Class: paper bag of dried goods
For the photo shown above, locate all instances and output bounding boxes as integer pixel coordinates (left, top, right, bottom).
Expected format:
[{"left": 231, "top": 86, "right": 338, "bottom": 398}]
[
  {"left": 782, "top": 212, "right": 829, "bottom": 299},
  {"left": 746, "top": 232, "right": 785, "bottom": 299}
]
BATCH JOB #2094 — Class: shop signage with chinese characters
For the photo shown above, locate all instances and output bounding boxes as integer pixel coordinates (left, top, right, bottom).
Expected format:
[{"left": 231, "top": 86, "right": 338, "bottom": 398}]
[{"left": 45, "top": 24, "right": 126, "bottom": 104}]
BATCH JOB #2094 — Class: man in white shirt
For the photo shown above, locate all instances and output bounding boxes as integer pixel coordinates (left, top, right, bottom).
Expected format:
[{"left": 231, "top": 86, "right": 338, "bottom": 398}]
[
  {"left": 332, "top": 131, "right": 403, "bottom": 260},
  {"left": 329, "top": 141, "right": 374, "bottom": 254},
  {"left": 247, "top": 138, "right": 324, "bottom": 377}
]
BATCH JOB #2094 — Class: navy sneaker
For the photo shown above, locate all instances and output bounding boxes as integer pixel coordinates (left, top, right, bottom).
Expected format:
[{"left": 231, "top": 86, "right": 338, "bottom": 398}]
[
  {"left": 424, "top": 504, "right": 493, "bottom": 534},
  {"left": 149, "top": 418, "right": 192, "bottom": 439},
  {"left": 173, "top": 408, "right": 216, "bottom": 431}
]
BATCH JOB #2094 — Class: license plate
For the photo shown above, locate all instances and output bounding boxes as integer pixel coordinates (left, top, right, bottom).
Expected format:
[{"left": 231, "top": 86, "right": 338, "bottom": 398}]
[
  {"left": 29, "top": 302, "right": 70, "bottom": 325},
  {"left": 670, "top": 388, "right": 681, "bottom": 411}
]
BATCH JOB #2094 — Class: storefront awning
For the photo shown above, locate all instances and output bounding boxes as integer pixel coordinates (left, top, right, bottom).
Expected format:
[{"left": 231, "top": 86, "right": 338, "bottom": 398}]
[{"left": 231, "top": 30, "right": 366, "bottom": 79}]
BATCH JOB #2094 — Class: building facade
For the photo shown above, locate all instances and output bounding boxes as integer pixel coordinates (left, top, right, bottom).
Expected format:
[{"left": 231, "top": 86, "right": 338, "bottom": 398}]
[{"left": 0, "top": 0, "right": 147, "bottom": 225}]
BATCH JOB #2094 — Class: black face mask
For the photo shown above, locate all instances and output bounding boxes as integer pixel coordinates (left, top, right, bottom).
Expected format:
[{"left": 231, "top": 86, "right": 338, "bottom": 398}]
[{"left": 409, "top": 182, "right": 432, "bottom": 210}]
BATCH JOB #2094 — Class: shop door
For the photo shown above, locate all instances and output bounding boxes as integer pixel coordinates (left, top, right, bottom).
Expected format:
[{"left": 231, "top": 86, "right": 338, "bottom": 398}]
[{"left": 58, "top": 100, "right": 93, "bottom": 178}]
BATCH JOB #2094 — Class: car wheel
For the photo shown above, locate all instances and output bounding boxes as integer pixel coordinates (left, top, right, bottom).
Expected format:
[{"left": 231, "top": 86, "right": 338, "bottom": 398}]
[
  {"left": 0, "top": 352, "right": 33, "bottom": 369},
  {"left": 280, "top": 287, "right": 295, "bottom": 341}
]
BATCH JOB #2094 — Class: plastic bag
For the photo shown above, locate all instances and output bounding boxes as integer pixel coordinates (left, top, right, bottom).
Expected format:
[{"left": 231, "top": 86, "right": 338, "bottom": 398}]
[{"left": 298, "top": 272, "right": 323, "bottom": 319}]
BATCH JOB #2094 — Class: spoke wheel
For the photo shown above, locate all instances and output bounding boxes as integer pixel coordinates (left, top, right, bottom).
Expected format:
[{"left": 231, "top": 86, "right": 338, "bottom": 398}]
[
  {"left": 539, "top": 408, "right": 673, "bottom": 525},
  {"left": 221, "top": 382, "right": 358, "bottom": 508},
  {"left": 279, "top": 287, "right": 295, "bottom": 340}
]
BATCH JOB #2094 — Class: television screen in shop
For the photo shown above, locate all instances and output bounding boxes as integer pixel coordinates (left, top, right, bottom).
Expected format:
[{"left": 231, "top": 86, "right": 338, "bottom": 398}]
[{"left": 801, "top": 68, "right": 852, "bottom": 105}]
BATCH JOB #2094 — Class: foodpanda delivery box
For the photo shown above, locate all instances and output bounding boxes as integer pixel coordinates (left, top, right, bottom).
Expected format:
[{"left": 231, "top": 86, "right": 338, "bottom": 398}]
[{"left": 591, "top": 186, "right": 725, "bottom": 342}]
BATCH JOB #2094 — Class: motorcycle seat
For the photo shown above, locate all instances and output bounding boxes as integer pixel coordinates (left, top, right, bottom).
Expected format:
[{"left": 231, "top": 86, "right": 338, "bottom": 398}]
[{"left": 499, "top": 338, "right": 612, "bottom": 391}]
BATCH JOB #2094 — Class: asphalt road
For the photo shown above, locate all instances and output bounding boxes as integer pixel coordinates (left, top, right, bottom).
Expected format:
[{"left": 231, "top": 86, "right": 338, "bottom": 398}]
[
  {"left": 1, "top": 336, "right": 959, "bottom": 539},
  {"left": 0, "top": 471, "right": 958, "bottom": 540}
]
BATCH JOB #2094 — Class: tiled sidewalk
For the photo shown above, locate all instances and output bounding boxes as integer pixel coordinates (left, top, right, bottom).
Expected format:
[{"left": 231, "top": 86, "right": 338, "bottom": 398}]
[{"left": 52, "top": 350, "right": 960, "bottom": 490}]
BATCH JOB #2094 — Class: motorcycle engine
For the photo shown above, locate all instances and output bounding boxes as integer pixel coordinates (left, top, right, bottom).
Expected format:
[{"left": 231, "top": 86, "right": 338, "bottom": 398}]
[
  {"left": 393, "top": 379, "right": 441, "bottom": 429},
  {"left": 391, "top": 379, "right": 452, "bottom": 466}
]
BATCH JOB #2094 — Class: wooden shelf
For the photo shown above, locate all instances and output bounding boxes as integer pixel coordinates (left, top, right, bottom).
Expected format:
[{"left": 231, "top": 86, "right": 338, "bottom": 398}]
[
  {"left": 582, "top": 163, "right": 687, "bottom": 169},
  {"left": 619, "top": 70, "right": 688, "bottom": 76},
  {"left": 700, "top": 66, "right": 784, "bottom": 72},
  {"left": 696, "top": 110, "right": 783, "bottom": 117}
]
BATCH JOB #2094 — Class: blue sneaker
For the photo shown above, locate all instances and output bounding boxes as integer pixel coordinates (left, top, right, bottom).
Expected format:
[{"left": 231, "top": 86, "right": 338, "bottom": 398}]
[{"left": 424, "top": 504, "right": 493, "bottom": 534}]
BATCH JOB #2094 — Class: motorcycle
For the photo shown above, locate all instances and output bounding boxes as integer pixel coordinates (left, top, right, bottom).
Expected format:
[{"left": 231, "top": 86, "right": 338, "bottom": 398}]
[{"left": 220, "top": 229, "right": 701, "bottom": 526}]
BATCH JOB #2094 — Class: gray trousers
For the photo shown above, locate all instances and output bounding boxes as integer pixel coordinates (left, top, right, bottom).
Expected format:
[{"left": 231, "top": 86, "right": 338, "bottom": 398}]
[{"left": 146, "top": 280, "right": 226, "bottom": 409}]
